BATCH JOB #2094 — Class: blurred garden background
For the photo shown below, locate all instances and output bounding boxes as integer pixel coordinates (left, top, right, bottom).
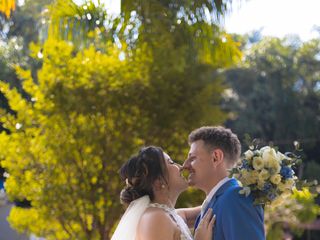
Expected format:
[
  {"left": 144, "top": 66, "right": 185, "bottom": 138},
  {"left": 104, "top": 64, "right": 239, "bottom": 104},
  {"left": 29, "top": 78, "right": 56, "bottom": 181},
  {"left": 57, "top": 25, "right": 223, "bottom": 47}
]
[{"left": 0, "top": 0, "right": 319, "bottom": 239}]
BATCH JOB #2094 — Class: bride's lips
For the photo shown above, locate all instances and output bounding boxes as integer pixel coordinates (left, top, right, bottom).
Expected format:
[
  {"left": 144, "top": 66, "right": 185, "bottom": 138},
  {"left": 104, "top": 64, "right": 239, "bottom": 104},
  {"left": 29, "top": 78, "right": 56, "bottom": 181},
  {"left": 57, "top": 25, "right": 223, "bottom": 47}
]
[{"left": 188, "top": 172, "right": 195, "bottom": 180}]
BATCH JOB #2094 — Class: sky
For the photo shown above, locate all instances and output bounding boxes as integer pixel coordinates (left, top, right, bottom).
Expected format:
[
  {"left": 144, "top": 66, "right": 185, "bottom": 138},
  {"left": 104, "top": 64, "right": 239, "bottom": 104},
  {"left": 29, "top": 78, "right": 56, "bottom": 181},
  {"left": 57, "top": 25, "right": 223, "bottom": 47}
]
[
  {"left": 74, "top": 0, "right": 320, "bottom": 41},
  {"left": 223, "top": 0, "right": 320, "bottom": 41}
]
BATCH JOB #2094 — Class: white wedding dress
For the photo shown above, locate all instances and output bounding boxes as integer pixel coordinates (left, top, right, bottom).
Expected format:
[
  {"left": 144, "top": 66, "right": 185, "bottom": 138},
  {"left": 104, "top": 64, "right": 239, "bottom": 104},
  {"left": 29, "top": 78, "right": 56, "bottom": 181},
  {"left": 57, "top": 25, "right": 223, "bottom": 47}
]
[
  {"left": 148, "top": 202, "right": 193, "bottom": 240},
  {"left": 111, "top": 196, "right": 193, "bottom": 240}
]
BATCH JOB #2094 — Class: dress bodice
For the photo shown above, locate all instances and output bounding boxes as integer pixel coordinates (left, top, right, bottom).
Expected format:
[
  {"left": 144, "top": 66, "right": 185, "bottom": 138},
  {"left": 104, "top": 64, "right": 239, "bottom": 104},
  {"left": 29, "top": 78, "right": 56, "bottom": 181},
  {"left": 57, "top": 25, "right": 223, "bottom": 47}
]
[{"left": 148, "top": 203, "right": 193, "bottom": 240}]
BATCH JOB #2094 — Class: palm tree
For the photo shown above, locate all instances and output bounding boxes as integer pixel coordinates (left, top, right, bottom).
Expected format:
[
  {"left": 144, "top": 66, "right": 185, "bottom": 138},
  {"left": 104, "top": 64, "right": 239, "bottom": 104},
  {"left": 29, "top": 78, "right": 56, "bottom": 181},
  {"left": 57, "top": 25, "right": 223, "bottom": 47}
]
[
  {"left": 48, "top": 0, "right": 109, "bottom": 47},
  {"left": 47, "top": 0, "right": 236, "bottom": 50}
]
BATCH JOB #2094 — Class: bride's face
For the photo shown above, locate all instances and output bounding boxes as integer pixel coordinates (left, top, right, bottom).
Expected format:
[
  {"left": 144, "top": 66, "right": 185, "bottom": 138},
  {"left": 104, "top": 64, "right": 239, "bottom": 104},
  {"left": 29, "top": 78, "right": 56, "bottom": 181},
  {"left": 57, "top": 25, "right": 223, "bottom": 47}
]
[{"left": 163, "top": 152, "right": 188, "bottom": 192}]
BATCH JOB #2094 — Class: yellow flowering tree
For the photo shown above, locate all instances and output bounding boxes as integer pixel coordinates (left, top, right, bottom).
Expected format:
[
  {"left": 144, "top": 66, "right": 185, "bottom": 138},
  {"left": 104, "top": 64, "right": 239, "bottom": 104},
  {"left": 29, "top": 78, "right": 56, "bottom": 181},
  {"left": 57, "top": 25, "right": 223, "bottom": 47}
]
[
  {"left": 0, "top": 35, "right": 240, "bottom": 239},
  {"left": 0, "top": 39, "right": 151, "bottom": 239},
  {"left": 0, "top": 0, "right": 15, "bottom": 18},
  {"left": 0, "top": 0, "right": 243, "bottom": 238}
]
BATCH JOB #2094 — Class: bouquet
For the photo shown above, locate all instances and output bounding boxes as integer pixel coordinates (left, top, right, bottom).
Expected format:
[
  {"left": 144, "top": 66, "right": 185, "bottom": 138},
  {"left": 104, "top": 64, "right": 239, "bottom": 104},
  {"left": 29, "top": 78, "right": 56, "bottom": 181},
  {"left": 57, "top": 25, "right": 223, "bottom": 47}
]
[{"left": 229, "top": 145, "right": 299, "bottom": 205}]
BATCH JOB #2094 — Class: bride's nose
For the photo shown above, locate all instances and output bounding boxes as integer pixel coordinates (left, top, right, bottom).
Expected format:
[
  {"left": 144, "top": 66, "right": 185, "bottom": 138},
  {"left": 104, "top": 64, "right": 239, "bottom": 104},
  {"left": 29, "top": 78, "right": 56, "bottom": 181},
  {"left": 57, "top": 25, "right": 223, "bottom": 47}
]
[
  {"left": 182, "top": 158, "right": 190, "bottom": 169},
  {"left": 178, "top": 165, "right": 185, "bottom": 172}
]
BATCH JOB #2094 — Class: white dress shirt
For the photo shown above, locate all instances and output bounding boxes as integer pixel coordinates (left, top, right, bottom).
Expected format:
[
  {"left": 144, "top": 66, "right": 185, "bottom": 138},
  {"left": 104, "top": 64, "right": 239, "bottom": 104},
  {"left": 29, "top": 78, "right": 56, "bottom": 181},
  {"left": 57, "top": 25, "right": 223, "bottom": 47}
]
[{"left": 201, "top": 177, "right": 231, "bottom": 217}]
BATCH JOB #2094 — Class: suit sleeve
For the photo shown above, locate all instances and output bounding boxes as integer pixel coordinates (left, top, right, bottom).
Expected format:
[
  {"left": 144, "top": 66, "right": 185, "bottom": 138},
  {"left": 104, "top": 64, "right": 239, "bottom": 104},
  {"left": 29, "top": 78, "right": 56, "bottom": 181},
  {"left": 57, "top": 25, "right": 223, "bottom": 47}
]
[{"left": 220, "top": 190, "right": 265, "bottom": 240}]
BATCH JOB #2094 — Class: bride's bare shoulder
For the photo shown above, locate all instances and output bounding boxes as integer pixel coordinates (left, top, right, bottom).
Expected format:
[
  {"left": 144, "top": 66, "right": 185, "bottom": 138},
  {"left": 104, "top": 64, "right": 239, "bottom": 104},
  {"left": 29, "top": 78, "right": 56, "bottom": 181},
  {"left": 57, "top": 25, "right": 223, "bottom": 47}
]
[
  {"left": 137, "top": 208, "right": 178, "bottom": 240},
  {"left": 139, "top": 207, "right": 173, "bottom": 225}
]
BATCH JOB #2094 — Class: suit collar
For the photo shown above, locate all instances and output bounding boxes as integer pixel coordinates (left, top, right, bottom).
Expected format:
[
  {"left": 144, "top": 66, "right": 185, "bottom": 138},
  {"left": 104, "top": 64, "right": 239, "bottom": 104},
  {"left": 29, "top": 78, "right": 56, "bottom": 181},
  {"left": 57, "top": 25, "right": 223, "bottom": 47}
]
[
  {"left": 209, "top": 178, "right": 238, "bottom": 202},
  {"left": 201, "top": 178, "right": 239, "bottom": 215}
]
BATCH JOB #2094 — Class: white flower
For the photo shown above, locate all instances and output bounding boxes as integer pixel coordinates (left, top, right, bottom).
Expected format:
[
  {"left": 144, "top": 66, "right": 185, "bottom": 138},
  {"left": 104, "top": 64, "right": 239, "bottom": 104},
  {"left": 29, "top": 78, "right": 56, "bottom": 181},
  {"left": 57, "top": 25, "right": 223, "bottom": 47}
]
[
  {"left": 260, "top": 146, "right": 271, "bottom": 152},
  {"left": 244, "top": 150, "right": 254, "bottom": 160},
  {"left": 277, "top": 151, "right": 287, "bottom": 161},
  {"left": 262, "top": 147, "right": 279, "bottom": 163},
  {"left": 231, "top": 145, "right": 299, "bottom": 205},
  {"left": 239, "top": 186, "right": 251, "bottom": 197}
]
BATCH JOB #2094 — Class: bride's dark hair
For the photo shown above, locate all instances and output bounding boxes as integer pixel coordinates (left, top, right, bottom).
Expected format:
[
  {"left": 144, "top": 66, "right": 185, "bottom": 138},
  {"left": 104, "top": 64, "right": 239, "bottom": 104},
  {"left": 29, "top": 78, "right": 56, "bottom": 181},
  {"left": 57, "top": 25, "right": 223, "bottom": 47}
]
[{"left": 119, "top": 146, "right": 168, "bottom": 205}]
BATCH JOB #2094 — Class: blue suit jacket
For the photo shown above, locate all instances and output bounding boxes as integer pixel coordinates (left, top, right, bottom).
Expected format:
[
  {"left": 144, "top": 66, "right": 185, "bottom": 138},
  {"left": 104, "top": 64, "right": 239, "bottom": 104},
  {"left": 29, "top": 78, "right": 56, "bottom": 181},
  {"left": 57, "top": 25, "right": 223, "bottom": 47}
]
[{"left": 195, "top": 178, "right": 265, "bottom": 240}]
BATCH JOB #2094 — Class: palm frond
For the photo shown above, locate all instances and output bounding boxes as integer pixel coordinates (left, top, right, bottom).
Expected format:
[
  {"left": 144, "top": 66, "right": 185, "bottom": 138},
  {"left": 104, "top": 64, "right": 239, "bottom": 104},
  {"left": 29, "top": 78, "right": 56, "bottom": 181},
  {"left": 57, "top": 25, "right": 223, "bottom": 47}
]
[{"left": 48, "top": 0, "right": 107, "bottom": 47}]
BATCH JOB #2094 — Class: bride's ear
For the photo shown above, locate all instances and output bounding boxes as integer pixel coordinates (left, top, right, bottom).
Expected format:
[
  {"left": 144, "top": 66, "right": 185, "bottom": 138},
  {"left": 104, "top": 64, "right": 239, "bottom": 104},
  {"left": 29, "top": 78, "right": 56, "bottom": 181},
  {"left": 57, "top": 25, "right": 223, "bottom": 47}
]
[{"left": 153, "top": 178, "right": 166, "bottom": 191}]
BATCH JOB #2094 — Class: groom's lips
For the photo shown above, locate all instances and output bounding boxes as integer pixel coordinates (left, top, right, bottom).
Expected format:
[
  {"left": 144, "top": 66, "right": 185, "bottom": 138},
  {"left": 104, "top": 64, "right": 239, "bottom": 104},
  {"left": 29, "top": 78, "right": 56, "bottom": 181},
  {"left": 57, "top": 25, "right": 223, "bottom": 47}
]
[{"left": 187, "top": 172, "right": 195, "bottom": 181}]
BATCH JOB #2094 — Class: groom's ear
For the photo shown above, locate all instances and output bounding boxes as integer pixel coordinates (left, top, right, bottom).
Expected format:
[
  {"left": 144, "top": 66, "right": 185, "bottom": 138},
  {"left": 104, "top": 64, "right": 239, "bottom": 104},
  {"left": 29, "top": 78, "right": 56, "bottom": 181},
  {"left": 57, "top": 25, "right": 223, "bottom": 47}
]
[{"left": 211, "top": 149, "right": 224, "bottom": 166}]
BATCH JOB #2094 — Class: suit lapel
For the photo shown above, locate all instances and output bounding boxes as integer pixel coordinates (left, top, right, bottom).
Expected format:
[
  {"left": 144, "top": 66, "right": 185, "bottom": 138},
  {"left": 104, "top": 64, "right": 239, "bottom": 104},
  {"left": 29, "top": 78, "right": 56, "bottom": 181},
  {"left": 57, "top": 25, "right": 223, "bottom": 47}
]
[
  {"left": 195, "top": 178, "right": 239, "bottom": 229},
  {"left": 194, "top": 214, "right": 201, "bottom": 230},
  {"left": 200, "top": 179, "right": 239, "bottom": 219}
]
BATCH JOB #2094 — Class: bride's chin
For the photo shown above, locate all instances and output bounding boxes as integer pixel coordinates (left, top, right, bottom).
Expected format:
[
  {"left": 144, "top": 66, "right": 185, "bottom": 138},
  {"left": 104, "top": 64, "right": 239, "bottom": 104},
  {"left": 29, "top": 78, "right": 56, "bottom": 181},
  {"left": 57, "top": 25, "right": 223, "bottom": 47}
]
[{"left": 180, "top": 183, "right": 188, "bottom": 191}]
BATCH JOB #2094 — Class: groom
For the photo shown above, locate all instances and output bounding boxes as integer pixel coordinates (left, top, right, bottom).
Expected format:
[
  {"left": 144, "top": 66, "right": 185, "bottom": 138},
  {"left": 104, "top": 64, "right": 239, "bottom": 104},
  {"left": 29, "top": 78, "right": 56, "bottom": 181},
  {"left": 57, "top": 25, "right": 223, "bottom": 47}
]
[{"left": 183, "top": 126, "right": 265, "bottom": 240}]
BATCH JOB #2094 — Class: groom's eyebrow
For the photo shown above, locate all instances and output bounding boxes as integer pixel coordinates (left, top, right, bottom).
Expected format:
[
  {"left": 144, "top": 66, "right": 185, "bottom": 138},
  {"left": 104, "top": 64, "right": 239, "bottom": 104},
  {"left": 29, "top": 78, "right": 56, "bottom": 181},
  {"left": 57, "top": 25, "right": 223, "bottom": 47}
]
[{"left": 188, "top": 151, "right": 195, "bottom": 157}]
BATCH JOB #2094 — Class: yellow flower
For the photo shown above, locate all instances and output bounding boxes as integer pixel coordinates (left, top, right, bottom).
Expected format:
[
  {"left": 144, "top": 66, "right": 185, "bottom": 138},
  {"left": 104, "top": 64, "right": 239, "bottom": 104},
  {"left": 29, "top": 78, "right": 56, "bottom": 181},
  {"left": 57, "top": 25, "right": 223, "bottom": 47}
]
[
  {"left": 281, "top": 191, "right": 292, "bottom": 198},
  {"left": 257, "top": 179, "right": 265, "bottom": 190},
  {"left": 270, "top": 174, "right": 281, "bottom": 185},
  {"left": 278, "top": 182, "right": 286, "bottom": 191},
  {"left": 268, "top": 160, "right": 281, "bottom": 173},
  {"left": 240, "top": 169, "right": 257, "bottom": 185},
  {"left": 249, "top": 170, "right": 259, "bottom": 180},
  {"left": 259, "top": 169, "right": 270, "bottom": 181},
  {"left": 240, "top": 169, "right": 251, "bottom": 185},
  {"left": 252, "top": 157, "right": 264, "bottom": 170},
  {"left": 246, "top": 170, "right": 259, "bottom": 185},
  {"left": 284, "top": 179, "right": 295, "bottom": 189},
  {"left": 271, "top": 196, "right": 283, "bottom": 207}
]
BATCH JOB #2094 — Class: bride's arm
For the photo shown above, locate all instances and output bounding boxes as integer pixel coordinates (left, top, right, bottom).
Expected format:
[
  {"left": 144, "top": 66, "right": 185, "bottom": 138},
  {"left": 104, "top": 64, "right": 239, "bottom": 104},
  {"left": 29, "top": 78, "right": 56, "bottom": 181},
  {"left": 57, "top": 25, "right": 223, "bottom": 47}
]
[
  {"left": 137, "top": 210, "right": 177, "bottom": 240},
  {"left": 176, "top": 206, "right": 201, "bottom": 227}
]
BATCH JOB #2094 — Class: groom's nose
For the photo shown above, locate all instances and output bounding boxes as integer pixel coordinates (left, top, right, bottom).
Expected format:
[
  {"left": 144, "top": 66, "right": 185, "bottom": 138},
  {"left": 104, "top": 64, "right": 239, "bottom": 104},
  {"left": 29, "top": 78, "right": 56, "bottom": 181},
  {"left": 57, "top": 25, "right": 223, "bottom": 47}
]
[{"left": 182, "top": 158, "right": 190, "bottom": 170}]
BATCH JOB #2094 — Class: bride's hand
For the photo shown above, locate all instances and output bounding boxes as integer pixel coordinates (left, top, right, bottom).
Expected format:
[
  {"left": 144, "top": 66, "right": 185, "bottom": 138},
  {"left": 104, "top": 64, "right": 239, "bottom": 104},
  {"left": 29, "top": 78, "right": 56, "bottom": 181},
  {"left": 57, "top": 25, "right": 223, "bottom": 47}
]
[{"left": 194, "top": 208, "right": 216, "bottom": 240}]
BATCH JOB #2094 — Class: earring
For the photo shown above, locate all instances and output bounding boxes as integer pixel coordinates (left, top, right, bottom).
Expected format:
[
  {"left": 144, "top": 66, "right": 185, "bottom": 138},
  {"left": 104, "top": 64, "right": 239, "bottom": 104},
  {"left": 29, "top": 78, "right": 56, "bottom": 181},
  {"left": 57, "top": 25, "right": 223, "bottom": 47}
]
[{"left": 161, "top": 184, "right": 165, "bottom": 189}]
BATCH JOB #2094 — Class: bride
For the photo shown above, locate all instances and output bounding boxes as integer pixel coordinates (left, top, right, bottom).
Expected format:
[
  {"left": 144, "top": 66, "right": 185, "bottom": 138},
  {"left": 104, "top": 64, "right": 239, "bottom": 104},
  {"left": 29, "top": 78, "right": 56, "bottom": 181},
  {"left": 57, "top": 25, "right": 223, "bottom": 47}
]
[{"left": 111, "top": 146, "right": 215, "bottom": 240}]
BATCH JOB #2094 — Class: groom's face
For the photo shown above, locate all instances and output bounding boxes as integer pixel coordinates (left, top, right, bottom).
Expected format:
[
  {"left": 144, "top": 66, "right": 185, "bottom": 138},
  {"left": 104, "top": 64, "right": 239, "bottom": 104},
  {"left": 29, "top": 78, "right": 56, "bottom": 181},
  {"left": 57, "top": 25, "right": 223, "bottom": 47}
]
[{"left": 183, "top": 140, "right": 214, "bottom": 192}]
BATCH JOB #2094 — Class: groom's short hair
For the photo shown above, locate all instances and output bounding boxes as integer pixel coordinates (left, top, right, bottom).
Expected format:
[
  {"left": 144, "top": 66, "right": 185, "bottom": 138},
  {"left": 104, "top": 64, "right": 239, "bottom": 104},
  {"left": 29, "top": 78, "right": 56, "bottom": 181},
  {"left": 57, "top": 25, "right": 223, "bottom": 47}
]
[{"left": 188, "top": 126, "right": 241, "bottom": 164}]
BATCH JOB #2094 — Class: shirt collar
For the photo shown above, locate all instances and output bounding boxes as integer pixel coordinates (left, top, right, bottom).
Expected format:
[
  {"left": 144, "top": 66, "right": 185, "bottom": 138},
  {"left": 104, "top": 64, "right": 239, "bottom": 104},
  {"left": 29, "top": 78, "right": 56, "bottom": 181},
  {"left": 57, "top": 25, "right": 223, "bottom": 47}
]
[{"left": 203, "top": 177, "right": 231, "bottom": 205}]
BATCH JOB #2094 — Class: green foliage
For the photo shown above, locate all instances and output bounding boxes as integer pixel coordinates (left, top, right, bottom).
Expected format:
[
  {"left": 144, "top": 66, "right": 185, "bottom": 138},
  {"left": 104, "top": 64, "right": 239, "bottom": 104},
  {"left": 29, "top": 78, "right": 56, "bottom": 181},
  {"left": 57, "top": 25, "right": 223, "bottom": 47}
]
[
  {"left": 292, "top": 188, "right": 320, "bottom": 223},
  {"left": 266, "top": 223, "right": 283, "bottom": 240},
  {"left": 304, "top": 161, "right": 320, "bottom": 181},
  {"left": 1, "top": 33, "right": 240, "bottom": 238},
  {"left": 48, "top": 0, "right": 109, "bottom": 47},
  {"left": 265, "top": 188, "right": 320, "bottom": 239},
  {"left": 224, "top": 36, "right": 320, "bottom": 237},
  {"left": 0, "top": 0, "right": 54, "bottom": 103},
  {"left": 0, "top": 39, "right": 151, "bottom": 239},
  {"left": 0, "top": 1, "right": 242, "bottom": 238},
  {"left": 223, "top": 37, "right": 320, "bottom": 166}
]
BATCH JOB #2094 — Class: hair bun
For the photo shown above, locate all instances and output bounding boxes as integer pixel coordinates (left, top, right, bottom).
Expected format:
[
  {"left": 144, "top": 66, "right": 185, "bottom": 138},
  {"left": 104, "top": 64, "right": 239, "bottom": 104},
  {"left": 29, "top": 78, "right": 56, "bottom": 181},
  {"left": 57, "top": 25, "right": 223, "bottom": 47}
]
[
  {"left": 120, "top": 187, "right": 141, "bottom": 205},
  {"left": 119, "top": 146, "right": 167, "bottom": 205}
]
